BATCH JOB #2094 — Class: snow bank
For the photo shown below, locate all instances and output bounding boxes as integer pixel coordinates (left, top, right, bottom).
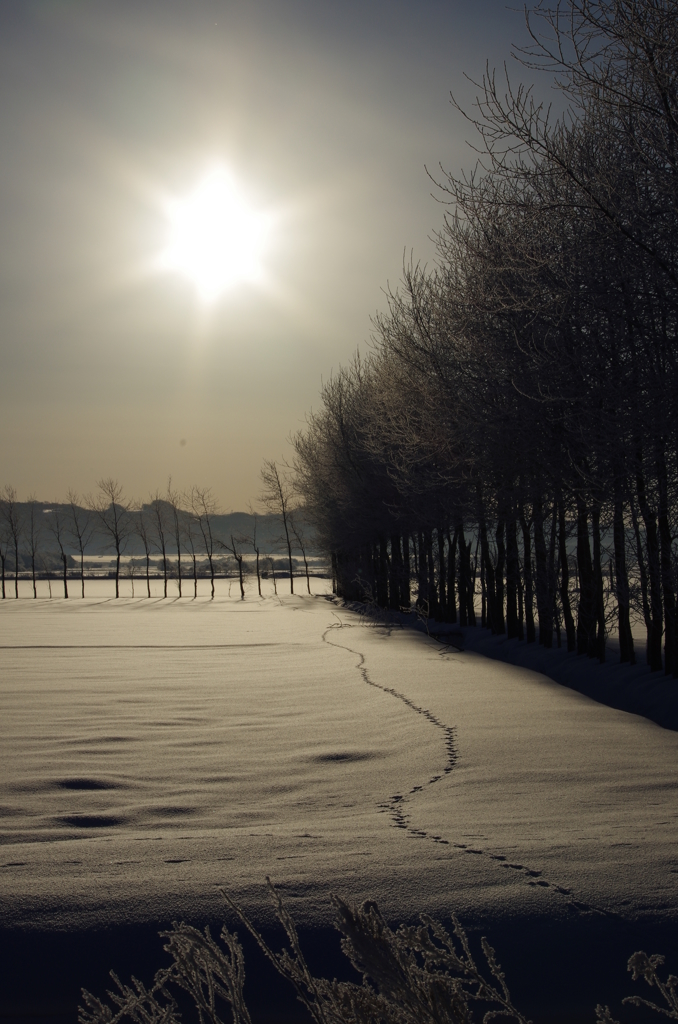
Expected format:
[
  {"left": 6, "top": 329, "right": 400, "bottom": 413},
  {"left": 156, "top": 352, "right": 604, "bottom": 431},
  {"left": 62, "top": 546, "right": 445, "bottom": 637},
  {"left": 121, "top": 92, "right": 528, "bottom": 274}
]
[{"left": 451, "top": 623, "right": 678, "bottom": 732}]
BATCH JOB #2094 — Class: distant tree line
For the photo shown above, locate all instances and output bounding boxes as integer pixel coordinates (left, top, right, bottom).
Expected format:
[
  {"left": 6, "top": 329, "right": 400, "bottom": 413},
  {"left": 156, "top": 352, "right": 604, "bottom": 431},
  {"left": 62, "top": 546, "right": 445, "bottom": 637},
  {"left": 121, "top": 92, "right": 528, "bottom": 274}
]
[
  {"left": 293, "top": 0, "right": 678, "bottom": 675},
  {"left": 0, "top": 467, "right": 316, "bottom": 600}
]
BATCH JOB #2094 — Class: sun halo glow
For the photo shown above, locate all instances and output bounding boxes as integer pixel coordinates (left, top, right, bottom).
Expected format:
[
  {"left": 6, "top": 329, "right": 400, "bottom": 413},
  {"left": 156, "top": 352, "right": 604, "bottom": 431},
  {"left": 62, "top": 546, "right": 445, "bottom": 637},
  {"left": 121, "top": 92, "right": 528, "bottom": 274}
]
[{"left": 162, "top": 169, "right": 269, "bottom": 302}]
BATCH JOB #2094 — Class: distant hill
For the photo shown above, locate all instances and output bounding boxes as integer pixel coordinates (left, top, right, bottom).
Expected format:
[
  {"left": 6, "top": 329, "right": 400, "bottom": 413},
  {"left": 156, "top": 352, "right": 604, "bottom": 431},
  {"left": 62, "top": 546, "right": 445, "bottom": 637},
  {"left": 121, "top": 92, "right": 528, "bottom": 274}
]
[
  {"left": 2, "top": 503, "right": 322, "bottom": 558},
  {"left": 205, "top": 512, "right": 319, "bottom": 554}
]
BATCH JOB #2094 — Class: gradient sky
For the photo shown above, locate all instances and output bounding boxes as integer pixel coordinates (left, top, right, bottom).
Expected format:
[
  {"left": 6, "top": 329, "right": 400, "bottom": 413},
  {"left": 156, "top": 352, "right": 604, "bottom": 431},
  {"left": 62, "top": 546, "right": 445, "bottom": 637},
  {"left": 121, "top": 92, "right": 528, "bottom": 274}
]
[{"left": 0, "top": 0, "right": 546, "bottom": 510}]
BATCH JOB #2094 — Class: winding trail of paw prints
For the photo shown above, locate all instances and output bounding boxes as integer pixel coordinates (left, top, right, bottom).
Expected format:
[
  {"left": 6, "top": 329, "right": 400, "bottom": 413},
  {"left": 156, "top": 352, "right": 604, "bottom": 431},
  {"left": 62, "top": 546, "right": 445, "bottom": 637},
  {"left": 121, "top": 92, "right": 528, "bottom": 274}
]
[
  {"left": 322, "top": 615, "right": 617, "bottom": 919},
  {"left": 323, "top": 619, "right": 458, "bottom": 776},
  {"left": 323, "top": 619, "right": 460, "bottom": 851}
]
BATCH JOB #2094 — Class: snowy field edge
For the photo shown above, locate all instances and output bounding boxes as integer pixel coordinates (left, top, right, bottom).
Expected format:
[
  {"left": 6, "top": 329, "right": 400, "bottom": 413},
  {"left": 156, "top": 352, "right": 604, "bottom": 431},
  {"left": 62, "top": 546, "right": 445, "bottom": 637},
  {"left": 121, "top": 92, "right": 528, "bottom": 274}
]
[{"left": 456, "top": 623, "right": 678, "bottom": 732}]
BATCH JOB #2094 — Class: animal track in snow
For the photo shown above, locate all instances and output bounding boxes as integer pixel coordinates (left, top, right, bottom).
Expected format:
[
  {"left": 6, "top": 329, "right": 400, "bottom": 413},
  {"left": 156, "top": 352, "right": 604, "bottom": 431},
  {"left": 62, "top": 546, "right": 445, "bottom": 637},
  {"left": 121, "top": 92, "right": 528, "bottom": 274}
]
[
  {"left": 323, "top": 618, "right": 457, "bottom": 777},
  {"left": 324, "top": 618, "right": 458, "bottom": 849},
  {"left": 322, "top": 614, "right": 612, "bottom": 918}
]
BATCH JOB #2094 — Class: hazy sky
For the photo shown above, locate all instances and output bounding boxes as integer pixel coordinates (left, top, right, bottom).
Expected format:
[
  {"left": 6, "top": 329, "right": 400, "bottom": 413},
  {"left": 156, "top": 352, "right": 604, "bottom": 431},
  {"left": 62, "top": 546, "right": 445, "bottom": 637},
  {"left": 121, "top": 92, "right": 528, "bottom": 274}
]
[{"left": 0, "top": 0, "right": 544, "bottom": 510}]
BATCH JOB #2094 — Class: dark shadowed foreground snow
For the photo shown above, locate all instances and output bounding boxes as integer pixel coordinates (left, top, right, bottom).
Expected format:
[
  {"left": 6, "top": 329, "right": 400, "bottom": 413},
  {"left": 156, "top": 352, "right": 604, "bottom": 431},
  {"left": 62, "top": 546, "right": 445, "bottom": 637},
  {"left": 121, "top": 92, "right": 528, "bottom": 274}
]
[{"left": 1, "top": 584, "right": 678, "bottom": 1023}]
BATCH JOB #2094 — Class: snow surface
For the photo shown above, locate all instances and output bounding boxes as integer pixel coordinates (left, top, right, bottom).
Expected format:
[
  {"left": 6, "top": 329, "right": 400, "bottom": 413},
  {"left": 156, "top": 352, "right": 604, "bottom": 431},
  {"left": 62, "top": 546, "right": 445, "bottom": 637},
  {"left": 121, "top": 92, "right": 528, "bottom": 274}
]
[
  {"left": 2, "top": 582, "right": 678, "bottom": 937},
  {"left": 3, "top": 584, "right": 678, "bottom": 1022}
]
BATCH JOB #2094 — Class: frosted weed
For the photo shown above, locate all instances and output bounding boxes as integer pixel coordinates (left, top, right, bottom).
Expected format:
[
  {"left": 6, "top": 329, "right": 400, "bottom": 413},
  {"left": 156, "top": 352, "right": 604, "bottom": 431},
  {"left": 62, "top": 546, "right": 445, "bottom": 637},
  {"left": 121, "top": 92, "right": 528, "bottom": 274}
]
[
  {"left": 79, "top": 878, "right": 527, "bottom": 1024},
  {"left": 596, "top": 951, "right": 678, "bottom": 1023},
  {"left": 79, "top": 879, "right": 678, "bottom": 1024}
]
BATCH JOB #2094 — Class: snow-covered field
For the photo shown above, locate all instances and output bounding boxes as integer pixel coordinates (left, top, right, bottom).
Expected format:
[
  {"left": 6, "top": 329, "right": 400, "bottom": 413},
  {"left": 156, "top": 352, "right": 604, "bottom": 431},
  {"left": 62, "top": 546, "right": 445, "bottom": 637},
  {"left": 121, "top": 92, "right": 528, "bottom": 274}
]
[{"left": 2, "top": 585, "right": 678, "bottom": 1021}]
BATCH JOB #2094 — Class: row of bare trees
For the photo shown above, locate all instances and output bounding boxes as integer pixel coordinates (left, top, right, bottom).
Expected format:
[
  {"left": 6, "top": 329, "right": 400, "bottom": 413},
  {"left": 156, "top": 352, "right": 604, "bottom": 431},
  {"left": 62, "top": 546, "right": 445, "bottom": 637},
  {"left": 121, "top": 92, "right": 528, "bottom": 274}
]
[
  {"left": 0, "top": 465, "right": 314, "bottom": 600},
  {"left": 293, "top": 0, "right": 678, "bottom": 675},
  {"left": 0, "top": 480, "right": 223, "bottom": 600}
]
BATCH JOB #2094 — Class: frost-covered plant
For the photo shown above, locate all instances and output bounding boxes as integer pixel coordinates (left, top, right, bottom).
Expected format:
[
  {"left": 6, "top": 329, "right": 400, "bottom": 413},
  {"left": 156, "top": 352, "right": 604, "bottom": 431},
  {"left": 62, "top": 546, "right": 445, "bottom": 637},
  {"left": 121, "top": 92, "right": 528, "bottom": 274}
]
[
  {"left": 223, "top": 879, "right": 530, "bottom": 1024},
  {"left": 81, "top": 879, "right": 678, "bottom": 1024},
  {"left": 79, "top": 920, "right": 252, "bottom": 1024},
  {"left": 80, "top": 878, "right": 529, "bottom": 1024},
  {"left": 596, "top": 951, "right": 678, "bottom": 1023}
]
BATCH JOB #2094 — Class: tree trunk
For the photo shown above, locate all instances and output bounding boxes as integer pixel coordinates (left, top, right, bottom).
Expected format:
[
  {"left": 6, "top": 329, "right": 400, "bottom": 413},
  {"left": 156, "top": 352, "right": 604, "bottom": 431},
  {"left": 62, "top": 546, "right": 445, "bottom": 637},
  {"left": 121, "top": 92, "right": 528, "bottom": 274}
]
[
  {"left": 62, "top": 553, "right": 69, "bottom": 599},
  {"left": 520, "top": 513, "right": 536, "bottom": 643},
  {"left": 377, "top": 537, "right": 389, "bottom": 608},
  {"left": 548, "top": 499, "right": 558, "bottom": 644},
  {"left": 416, "top": 532, "right": 427, "bottom": 613},
  {"left": 298, "top": 543, "right": 311, "bottom": 595},
  {"left": 457, "top": 523, "right": 467, "bottom": 627},
  {"left": 575, "top": 495, "right": 595, "bottom": 656},
  {"left": 613, "top": 492, "right": 634, "bottom": 664},
  {"left": 630, "top": 496, "right": 653, "bottom": 664},
  {"left": 494, "top": 520, "right": 506, "bottom": 634},
  {"left": 447, "top": 528, "right": 458, "bottom": 625},
  {"left": 534, "top": 499, "right": 552, "bottom": 648},
  {"left": 468, "top": 535, "right": 478, "bottom": 627},
  {"left": 284, "top": 520, "right": 294, "bottom": 595},
  {"left": 425, "top": 530, "right": 439, "bottom": 619},
  {"left": 389, "top": 534, "right": 402, "bottom": 610},
  {"left": 401, "top": 535, "right": 411, "bottom": 609},
  {"left": 558, "top": 501, "right": 576, "bottom": 653},
  {"left": 113, "top": 541, "right": 121, "bottom": 599},
  {"left": 591, "top": 505, "right": 606, "bottom": 662},
  {"left": 437, "top": 527, "right": 446, "bottom": 620},
  {"left": 505, "top": 515, "right": 519, "bottom": 640},
  {"left": 656, "top": 446, "right": 677, "bottom": 676},
  {"left": 176, "top": 545, "right": 182, "bottom": 598},
  {"left": 479, "top": 519, "right": 497, "bottom": 633},
  {"left": 255, "top": 549, "right": 262, "bottom": 597},
  {"left": 236, "top": 558, "right": 245, "bottom": 600},
  {"left": 635, "top": 461, "right": 663, "bottom": 671}
]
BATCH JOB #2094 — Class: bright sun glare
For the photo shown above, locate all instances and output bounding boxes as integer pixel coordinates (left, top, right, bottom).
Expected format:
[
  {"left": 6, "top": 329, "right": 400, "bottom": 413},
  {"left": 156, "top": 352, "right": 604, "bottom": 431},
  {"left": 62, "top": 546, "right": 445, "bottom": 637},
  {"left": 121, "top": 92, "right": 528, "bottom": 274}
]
[{"left": 163, "top": 168, "right": 269, "bottom": 301}]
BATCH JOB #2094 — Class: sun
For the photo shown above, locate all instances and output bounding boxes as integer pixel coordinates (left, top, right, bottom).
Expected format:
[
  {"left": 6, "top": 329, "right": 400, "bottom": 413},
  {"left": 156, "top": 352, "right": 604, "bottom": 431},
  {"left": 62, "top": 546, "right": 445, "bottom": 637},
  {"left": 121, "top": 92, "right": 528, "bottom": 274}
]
[{"left": 162, "top": 168, "right": 269, "bottom": 301}]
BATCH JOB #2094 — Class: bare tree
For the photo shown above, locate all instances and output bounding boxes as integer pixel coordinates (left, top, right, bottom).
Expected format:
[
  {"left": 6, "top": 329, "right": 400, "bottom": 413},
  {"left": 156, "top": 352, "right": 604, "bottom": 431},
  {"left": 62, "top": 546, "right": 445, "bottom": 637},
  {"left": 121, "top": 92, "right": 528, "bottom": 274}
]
[
  {"left": 289, "top": 510, "right": 312, "bottom": 595},
  {"left": 125, "top": 558, "right": 141, "bottom": 598},
  {"left": 266, "top": 555, "right": 278, "bottom": 596},
  {"left": 181, "top": 514, "right": 200, "bottom": 599},
  {"left": 40, "top": 552, "right": 53, "bottom": 598},
  {"left": 134, "top": 503, "right": 154, "bottom": 599},
  {"left": 45, "top": 503, "right": 71, "bottom": 598},
  {"left": 66, "top": 490, "right": 95, "bottom": 598},
  {"left": 165, "top": 479, "right": 185, "bottom": 598},
  {"left": 26, "top": 497, "right": 43, "bottom": 599},
  {"left": 222, "top": 534, "right": 246, "bottom": 600},
  {"left": 166, "top": 479, "right": 181, "bottom": 595},
  {"left": 0, "top": 533, "right": 6, "bottom": 599},
  {"left": 188, "top": 487, "right": 220, "bottom": 599},
  {"left": 247, "top": 504, "right": 263, "bottom": 597},
  {"left": 0, "top": 499, "right": 9, "bottom": 599},
  {"left": 89, "top": 479, "right": 132, "bottom": 599},
  {"left": 260, "top": 460, "right": 296, "bottom": 594},
  {"left": 1, "top": 487, "right": 23, "bottom": 599},
  {"left": 148, "top": 493, "right": 170, "bottom": 598}
]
